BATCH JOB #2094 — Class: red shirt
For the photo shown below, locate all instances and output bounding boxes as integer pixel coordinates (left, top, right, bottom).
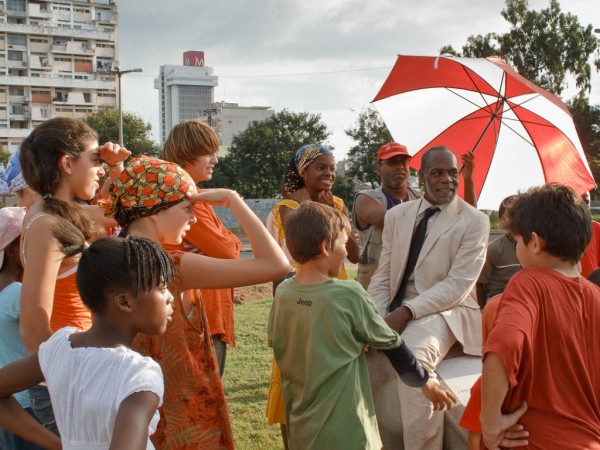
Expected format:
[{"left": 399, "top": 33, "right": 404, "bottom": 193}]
[{"left": 484, "top": 269, "right": 600, "bottom": 449}]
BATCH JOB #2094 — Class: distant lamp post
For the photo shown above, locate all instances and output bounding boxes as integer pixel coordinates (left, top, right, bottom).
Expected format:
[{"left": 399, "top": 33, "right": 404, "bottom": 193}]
[{"left": 99, "top": 66, "right": 143, "bottom": 145}]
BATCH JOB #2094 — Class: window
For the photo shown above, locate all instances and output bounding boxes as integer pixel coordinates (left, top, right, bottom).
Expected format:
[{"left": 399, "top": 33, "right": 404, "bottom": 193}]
[
  {"left": 6, "top": 0, "right": 26, "bottom": 12},
  {"left": 9, "top": 86, "right": 24, "bottom": 95},
  {"left": 7, "top": 50, "right": 23, "bottom": 61},
  {"left": 7, "top": 34, "right": 26, "bottom": 46}
]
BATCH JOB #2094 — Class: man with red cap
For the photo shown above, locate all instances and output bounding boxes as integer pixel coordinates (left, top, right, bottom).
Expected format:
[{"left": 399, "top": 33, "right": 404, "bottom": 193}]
[
  {"left": 353, "top": 142, "right": 477, "bottom": 289},
  {"left": 352, "top": 142, "right": 421, "bottom": 289}
]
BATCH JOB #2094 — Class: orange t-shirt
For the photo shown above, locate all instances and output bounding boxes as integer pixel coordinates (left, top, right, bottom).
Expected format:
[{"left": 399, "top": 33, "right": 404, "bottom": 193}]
[
  {"left": 164, "top": 202, "right": 242, "bottom": 346},
  {"left": 484, "top": 269, "right": 600, "bottom": 449}
]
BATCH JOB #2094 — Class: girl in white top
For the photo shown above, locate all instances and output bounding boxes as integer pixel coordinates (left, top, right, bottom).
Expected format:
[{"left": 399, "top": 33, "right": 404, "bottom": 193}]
[{"left": 0, "top": 234, "right": 177, "bottom": 450}]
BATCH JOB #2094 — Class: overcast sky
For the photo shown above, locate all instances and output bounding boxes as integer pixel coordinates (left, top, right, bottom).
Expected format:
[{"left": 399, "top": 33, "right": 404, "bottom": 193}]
[{"left": 116, "top": 0, "right": 599, "bottom": 160}]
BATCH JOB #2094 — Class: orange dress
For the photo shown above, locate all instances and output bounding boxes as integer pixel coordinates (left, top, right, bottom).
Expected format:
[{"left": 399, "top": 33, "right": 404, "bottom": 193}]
[
  {"left": 164, "top": 202, "right": 242, "bottom": 346},
  {"left": 131, "top": 251, "right": 234, "bottom": 450}
]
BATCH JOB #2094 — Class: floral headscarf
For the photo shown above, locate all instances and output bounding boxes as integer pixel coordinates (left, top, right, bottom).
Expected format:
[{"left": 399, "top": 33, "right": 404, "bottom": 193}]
[
  {"left": 282, "top": 144, "right": 334, "bottom": 195},
  {"left": 99, "top": 156, "right": 197, "bottom": 232},
  {"left": 0, "top": 151, "right": 28, "bottom": 194}
]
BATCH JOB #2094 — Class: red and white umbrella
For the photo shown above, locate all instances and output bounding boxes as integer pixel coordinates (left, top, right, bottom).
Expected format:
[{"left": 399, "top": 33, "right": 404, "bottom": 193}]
[{"left": 373, "top": 55, "right": 595, "bottom": 210}]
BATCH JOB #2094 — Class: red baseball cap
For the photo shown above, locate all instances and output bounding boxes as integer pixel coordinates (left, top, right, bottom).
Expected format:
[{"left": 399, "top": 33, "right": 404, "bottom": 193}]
[{"left": 377, "top": 142, "right": 411, "bottom": 160}]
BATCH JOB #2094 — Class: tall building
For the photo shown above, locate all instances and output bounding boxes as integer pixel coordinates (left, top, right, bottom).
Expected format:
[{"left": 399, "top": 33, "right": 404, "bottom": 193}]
[
  {"left": 200, "top": 101, "right": 273, "bottom": 155},
  {"left": 0, "top": 0, "right": 118, "bottom": 153},
  {"left": 154, "top": 50, "right": 218, "bottom": 144}
]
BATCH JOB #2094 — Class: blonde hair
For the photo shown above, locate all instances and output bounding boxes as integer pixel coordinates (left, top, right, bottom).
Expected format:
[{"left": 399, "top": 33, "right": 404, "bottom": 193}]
[
  {"left": 163, "top": 120, "right": 219, "bottom": 167},
  {"left": 285, "top": 201, "right": 351, "bottom": 263}
]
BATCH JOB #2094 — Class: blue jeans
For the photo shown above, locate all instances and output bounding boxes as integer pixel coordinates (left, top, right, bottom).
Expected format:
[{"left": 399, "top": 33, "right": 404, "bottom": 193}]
[
  {"left": 28, "top": 386, "right": 59, "bottom": 437},
  {"left": 0, "top": 407, "right": 45, "bottom": 450}
]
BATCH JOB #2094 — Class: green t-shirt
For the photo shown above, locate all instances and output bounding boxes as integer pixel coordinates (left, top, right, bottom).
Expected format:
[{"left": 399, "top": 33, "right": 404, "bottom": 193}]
[{"left": 268, "top": 278, "right": 400, "bottom": 450}]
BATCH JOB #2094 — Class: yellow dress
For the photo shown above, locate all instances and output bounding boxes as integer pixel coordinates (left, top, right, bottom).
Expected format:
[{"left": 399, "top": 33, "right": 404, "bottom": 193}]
[{"left": 266, "top": 197, "right": 348, "bottom": 424}]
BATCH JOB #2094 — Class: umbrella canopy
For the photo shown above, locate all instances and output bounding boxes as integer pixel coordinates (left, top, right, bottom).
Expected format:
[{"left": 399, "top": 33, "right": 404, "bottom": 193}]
[{"left": 373, "top": 55, "right": 595, "bottom": 210}]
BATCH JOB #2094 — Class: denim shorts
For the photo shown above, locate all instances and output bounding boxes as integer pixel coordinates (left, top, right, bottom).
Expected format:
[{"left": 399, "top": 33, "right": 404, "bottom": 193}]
[{"left": 28, "top": 385, "right": 59, "bottom": 437}]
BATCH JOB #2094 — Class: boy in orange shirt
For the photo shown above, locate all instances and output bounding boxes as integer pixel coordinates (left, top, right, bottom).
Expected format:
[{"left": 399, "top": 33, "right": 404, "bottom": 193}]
[
  {"left": 481, "top": 184, "right": 600, "bottom": 449},
  {"left": 163, "top": 120, "right": 242, "bottom": 376}
]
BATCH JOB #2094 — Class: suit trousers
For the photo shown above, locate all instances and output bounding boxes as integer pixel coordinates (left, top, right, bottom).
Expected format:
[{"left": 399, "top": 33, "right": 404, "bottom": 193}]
[{"left": 397, "top": 313, "right": 456, "bottom": 450}]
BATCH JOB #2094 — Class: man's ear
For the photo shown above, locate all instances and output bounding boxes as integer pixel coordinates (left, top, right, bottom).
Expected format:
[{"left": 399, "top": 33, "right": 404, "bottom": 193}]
[
  {"left": 58, "top": 154, "right": 72, "bottom": 176},
  {"left": 418, "top": 168, "right": 425, "bottom": 184},
  {"left": 113, "top": 292, "right": 134, "bottom": 313}
]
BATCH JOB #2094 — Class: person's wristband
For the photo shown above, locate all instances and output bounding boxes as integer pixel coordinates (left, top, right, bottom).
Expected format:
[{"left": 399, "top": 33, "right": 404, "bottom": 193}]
[{"left": 106, "top": 161, "right": 123, "bottom": 169}]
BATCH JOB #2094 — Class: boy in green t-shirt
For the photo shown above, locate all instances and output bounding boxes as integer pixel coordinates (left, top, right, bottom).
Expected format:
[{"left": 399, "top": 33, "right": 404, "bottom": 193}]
[{"left": 268, "top": 201, "right": 455, "bottom": 450}]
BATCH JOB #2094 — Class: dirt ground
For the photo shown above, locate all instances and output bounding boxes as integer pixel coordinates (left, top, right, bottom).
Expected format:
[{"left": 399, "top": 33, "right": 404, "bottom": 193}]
[{"left": 233, "top": 283, "right": 273, "bottom": 304}]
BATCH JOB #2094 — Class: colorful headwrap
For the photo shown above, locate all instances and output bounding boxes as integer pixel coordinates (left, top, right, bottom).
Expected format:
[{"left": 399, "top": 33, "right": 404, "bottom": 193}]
[
  {"left": 282, "top": 144, "right": 334, "bottom": 195},
  {"left": 99, "top": 156, "right": 197, "bottom": 232},
  {"left": 0, "top": 151, "right": 28, "bottom": 194}
]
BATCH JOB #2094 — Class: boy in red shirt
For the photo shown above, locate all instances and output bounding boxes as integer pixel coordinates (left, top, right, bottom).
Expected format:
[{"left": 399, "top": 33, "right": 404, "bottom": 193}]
[{"left": 481, "top": 184, "right": 600, "bottom": 450}]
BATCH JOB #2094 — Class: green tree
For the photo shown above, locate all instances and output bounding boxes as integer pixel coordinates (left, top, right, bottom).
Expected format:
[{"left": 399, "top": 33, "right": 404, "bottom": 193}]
[
  {"left": 225, "top": 109, "right": 331, "bottom": 198},
  {"left": 85, "top": 108, "right": 160, "bottom": 157},
  {"left": 331, "top": 173, "right": 357, "bottom": 210},
  {"left": 345, "top": 107, "right": 393, "bottom": 188},
  {"left": 568, "top": 96, "right": 600, "bottom": 186},
  {"left": 443, "top": 0, "right": 600, "bottom": 98},
  {"left": 0, "top": 144, "right": 10, "bottom": 167}
]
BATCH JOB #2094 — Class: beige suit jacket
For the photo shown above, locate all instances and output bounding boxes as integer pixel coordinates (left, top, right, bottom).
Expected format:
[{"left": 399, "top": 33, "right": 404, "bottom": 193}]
[{"left": 368, "top": 196, "right": 489, "bottom": 356}]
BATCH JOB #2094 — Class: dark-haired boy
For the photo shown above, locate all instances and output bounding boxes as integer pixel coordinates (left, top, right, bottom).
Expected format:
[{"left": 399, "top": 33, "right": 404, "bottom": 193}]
[
  {"left": 268, "top": 201, "right": 455, "bottom": 450},
  {"left": 481, "top": 184, "right": 600, "bottom": 449}
]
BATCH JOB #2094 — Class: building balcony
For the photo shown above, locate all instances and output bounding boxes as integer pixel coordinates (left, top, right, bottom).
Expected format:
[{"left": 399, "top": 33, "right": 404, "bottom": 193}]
[
  {"left": 6, "top": 60, "right": 27, "bottom": 68},
  {"left": 0, "top": 22, "right": 113, "bottom": 41},
  {"left": 0, "top": 75, "right": 114, "bottom": 90},
  {"left": 51, "top": 45, "right": 95, "bottom": 55}
]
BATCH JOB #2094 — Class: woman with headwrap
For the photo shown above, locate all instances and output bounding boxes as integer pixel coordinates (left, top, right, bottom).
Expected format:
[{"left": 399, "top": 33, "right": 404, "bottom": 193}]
[
  {"left": 0, "top": 150, "right": 39, "bottom": 208},
  {"left": 100, "top": 155, "right": 290, "bottom": 450},
  {"left": 265, "top": 144, "right": 359, "bottom": 446}
]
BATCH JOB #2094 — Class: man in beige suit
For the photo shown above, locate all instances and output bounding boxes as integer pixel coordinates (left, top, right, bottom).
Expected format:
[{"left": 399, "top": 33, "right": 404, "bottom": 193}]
[{"left": 368, "top": 146, "right": 489, "bottom": 450}]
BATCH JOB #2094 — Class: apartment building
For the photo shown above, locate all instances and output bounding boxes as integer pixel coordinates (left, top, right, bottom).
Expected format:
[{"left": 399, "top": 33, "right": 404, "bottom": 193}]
[
  {"left": 0, "top": 0, "right": 118, "bottom": 153},
  {"left": 154, "top": 51, "right": 218, "bottom": 144},
  {"left": 200, "top": 101, "right": 273, "bottom": 155}
]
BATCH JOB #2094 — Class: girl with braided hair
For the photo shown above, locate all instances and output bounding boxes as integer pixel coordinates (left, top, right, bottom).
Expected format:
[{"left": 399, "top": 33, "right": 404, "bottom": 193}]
[
  {"left": 18, "top": 117, "right": 130, "bottom": 434},
  {"left": 99, "top": 155, "right": 290, "bottom": 449},
  {"left": 0, "top": 234, "right": 176, "bottom": 449}
]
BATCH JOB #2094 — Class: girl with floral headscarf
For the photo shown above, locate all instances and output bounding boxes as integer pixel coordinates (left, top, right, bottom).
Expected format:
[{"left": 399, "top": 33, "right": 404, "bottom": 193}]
[
  {"left": 266, "top": 144, "right": 359, "bottom": 444},
  {"left": 100, "top": 156, "right": 290, "bottom": 450}
]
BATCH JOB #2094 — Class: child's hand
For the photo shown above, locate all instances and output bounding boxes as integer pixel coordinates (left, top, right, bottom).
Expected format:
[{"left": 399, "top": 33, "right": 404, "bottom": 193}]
[
  {"left": 420, "top": 379, "right": 457, "bottom": 411},
  {"left": 482, "top": 401, "right": 529, "bottom": 450},
  {"left": 98, "top": 142, "right": 131, "bottom": 167}
]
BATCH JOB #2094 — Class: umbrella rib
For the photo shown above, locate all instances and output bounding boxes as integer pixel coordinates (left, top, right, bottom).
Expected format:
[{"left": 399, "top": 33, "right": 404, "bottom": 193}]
[{"left": 444, "top": 88, "right": 494, "bottom": 113}]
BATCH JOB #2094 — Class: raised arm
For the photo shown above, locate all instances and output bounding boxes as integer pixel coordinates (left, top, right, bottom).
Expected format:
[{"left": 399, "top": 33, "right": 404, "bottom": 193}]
[
  {"left": 178, "top": 190, "right": 291, "bottom": 291},
  {"left": 0, "top": 354, "right": 61, "bottom": 450},
  {"left": 19, "top": 216, "right": 63, "bottom": 352},
  {"left": 353, "top": 193, "right": 387, "bottom": 230},
  {"left": 461, "top": 152, "right": 477, "bottom": 208}
]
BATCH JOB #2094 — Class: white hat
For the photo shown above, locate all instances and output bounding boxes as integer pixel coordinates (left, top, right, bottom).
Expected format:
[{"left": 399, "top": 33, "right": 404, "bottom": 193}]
[{"left": 0, "top": 207, "right": 26, "bottom": 269}]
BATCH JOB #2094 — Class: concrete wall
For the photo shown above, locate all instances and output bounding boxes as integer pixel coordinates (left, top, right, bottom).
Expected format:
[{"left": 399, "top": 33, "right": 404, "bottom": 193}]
[{"left": 213, "top": 198, "right": 278, "bottom": 229}]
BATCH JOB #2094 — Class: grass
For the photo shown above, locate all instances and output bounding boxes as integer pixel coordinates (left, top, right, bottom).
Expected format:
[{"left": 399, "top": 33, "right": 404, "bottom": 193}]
[
  {"left": 224, "top": 297, "right": 283, "bottom": 450},
  {"left": 224, "top": 264, "right": 357, "bottom": 449}
]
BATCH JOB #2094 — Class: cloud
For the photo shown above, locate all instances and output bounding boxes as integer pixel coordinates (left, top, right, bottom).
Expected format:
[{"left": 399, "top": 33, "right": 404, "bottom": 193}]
[{"left": 117, "top": 0, "right": 600, "bottom": 156}]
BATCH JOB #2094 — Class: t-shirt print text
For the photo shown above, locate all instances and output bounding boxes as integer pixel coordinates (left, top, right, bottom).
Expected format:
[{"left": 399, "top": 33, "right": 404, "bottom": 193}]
[{"left": 297, "top": 298, "right": 313, "bottom": 307}]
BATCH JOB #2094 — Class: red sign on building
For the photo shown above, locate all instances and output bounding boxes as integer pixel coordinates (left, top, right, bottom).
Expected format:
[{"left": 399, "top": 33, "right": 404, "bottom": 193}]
[{"left": 183, "top": 51, "right": 205, "bottom": 67}]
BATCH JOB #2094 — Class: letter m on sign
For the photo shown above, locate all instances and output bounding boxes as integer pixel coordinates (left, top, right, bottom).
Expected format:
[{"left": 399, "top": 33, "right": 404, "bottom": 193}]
[{"left": 183, "top": 51, "right": 205, "bottom": 67}]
